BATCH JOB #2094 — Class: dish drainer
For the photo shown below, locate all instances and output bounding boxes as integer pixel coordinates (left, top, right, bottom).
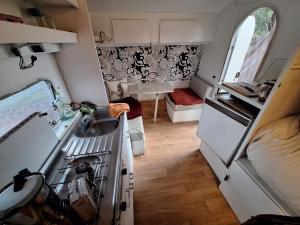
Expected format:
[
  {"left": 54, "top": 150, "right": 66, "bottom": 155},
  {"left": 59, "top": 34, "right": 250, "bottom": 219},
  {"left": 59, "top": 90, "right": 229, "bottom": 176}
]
[{"left": 46, "top": 135, "right": 116, "bottom": 224}]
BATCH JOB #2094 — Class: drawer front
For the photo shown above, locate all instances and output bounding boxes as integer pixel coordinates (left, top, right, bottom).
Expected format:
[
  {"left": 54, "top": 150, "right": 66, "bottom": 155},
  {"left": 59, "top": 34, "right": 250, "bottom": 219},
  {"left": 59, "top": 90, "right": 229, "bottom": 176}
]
[
  {"left": 199, "top": 142, "right": 228, "bottom": 181},
  {"left": 120, "top": 172, "right": 134, "bottom": 225},
  {"left": 220, "top": 180, "right": 251, "bottom": 223},
  {"left": 197, "top": 102, "right": 247, "bottom": 164},
  {"left": 226, "top": 162, "right": 286, "bottom": 217}
]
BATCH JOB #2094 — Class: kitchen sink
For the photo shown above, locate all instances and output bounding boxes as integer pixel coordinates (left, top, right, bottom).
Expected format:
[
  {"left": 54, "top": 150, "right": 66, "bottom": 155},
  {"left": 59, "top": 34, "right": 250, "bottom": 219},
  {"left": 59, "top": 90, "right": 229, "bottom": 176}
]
[{"left": 75, "top": 109, "right": 119, "bottom": 137}]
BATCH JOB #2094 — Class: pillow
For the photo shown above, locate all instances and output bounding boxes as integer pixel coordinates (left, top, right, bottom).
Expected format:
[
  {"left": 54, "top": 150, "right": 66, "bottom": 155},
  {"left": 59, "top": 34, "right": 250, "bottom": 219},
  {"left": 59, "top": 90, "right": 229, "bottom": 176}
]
[
  {"left": 105, "top": 79, "right": 127, "bottom": 102},
  {"left": 117, "top": 97, "right": 143, "bottom": 119},
  {"left": 271, "top": 114, "right": 300, "bottom": 140}
]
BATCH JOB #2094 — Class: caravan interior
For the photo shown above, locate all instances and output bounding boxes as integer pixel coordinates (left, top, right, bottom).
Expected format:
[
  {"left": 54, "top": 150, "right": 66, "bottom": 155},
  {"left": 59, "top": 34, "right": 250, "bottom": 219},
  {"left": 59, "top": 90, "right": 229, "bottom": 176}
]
[{"left": 0, "top": 0, "right": 300, "bottom": 225}]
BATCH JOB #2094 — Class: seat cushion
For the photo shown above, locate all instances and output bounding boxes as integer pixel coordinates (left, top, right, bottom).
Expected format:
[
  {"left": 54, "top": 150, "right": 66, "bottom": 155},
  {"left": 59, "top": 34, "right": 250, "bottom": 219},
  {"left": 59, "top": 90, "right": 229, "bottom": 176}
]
[
  {"left": 166, "top": 95, "right": 203, "bottom": 111},
  {"left": 168, "top": 88, "right": 203, "bottom": 105},
  {"left": 115, "top": 97, "right": 143, "bottom": 119}
]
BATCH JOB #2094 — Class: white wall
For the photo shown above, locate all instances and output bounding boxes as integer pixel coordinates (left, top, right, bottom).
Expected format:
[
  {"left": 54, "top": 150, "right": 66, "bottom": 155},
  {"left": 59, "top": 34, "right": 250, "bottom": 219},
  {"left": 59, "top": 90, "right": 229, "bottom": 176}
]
[
  {"left": 44, "top": 0, "right": 109, "bottom": 106},
  {"left": 198, "top": 0, "right": 300, "bottom": 85},
  {"left": 88, "top": 12, "right": 219, "bottom": 44},
  {"left": 0, "top": 52, "right": 71, "bottom": 101}
]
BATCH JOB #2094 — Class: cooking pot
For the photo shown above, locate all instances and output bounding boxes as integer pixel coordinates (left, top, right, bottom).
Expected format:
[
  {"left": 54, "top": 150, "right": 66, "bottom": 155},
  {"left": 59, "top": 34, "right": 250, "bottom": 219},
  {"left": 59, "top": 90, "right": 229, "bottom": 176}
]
[{"left": 0, "top": 169, "right": 84, "bottom": 225}]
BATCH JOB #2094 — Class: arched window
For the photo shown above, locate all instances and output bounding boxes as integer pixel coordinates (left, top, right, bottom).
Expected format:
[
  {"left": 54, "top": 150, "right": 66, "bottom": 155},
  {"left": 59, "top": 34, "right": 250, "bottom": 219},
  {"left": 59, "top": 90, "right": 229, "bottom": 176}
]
[{"left": 221, "top": 7, "right": 277, "bottom": 83}]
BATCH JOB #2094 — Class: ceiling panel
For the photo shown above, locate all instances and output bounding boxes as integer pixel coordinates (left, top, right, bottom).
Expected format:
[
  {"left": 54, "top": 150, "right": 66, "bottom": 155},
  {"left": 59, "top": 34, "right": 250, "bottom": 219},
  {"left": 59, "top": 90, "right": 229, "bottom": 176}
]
[{"left": 87, "top": 0, "right": 235, "bottom": 13}]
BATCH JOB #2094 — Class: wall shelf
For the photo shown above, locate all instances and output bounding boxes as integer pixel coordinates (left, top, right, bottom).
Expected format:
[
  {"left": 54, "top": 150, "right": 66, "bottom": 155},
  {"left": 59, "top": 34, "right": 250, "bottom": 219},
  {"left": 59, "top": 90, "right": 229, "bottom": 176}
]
[
  {"left": 95, "top": 41, "right": 207, "bottom": 48},
  {"left": 217, "top": 83, "right": 264, "bottom": 109},
  {"left": 0, "top": 21, "right": 77, "bottom": 44},
  {"left": 24, "top": 0, "right": 79, "bottom": 8}
]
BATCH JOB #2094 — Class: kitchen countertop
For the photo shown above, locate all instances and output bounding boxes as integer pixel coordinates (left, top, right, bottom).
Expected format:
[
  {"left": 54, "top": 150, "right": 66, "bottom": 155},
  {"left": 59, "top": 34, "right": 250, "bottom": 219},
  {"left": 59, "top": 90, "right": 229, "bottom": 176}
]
[{"left": 42, "top": 110, "right": 126, "bottom": 225}]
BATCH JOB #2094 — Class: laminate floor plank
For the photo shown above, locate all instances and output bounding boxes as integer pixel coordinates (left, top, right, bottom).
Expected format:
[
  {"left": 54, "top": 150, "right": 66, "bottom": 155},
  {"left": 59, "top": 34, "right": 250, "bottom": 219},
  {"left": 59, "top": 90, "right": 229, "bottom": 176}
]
[{"left": 134, "top": 100, "right": 240, "bottom": 225}]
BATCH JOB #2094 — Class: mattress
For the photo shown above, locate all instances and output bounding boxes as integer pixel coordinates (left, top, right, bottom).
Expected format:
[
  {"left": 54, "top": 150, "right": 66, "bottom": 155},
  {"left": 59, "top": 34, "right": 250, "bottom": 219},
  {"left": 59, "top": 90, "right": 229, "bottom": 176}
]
[
  {"left": 166, "top": 95, "right": 203, "bottom": 111},
  {"left": 247, "top": 114, "right": 300, "bottom": 215}
]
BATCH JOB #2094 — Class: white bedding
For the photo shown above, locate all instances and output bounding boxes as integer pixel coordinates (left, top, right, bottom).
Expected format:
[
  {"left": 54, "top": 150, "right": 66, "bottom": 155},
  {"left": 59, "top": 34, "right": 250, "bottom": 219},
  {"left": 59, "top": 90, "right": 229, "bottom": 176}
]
[{"left": 247, "top": 114, "right": 300, "bottom": 215}]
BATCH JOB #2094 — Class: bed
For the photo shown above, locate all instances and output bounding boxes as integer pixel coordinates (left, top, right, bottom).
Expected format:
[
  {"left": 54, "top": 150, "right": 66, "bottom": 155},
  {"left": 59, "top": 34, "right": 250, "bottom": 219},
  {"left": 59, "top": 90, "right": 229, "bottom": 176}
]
[{"left": 246, "top": 114, "right": 300, "bottom": 215}]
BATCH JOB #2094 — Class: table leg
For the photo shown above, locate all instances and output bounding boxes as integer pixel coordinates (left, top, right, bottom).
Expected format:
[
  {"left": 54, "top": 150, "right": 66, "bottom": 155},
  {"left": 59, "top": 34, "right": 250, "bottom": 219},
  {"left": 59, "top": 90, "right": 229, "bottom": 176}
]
[{"left": 154, "top": 93, "right": 159, "bottom": 123}]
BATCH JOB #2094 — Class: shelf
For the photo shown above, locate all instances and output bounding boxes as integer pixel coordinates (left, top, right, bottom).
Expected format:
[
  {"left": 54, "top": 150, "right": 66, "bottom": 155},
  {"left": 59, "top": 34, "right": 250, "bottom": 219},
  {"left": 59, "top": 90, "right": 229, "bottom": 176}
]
[
  {"left": 217, "top": 83, "right": 264, "bottom": 110},
  {"left": 95, "top": 41, "right": 207, "bottom": 48},
  {"left": 0, "top": 21, "right": 77, "bottom": 44},
  {"left": 24, "top": 0, "right": 79, "bottom": 8}
]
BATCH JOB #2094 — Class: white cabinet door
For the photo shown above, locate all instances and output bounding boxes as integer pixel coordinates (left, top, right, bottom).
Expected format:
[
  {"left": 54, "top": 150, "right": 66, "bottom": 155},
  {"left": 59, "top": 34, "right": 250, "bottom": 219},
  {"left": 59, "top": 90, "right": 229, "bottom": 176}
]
[
  {"left": 112, "top": 20, "right": 151, "bottom": 44},
  {"left": 225, "top": 162, "right": 286, "bottom": 218},
  {"left": 160, "top": 20, "right": 199, "bottom": 44},
  {"left": 199, "top": 142, "right": 228, "bottom": 181},
  {"left": 220, "top": 179, "right": 251, "bottom": 223},
  {"left": 197, "top": 101, "right": 247, "bottom": 164},
  {"left": 122, "top": 114, "right": 133, "bottom": 175},
  {"left": 120, "top": 114, "right": 134, "bottom": 225}
]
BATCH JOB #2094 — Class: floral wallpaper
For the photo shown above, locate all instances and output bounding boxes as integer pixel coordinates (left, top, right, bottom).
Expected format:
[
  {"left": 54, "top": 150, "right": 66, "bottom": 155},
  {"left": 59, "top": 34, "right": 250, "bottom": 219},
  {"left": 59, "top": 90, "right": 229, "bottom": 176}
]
[{"left": 96, "top": 44, "right": 203, "bottom": 83}]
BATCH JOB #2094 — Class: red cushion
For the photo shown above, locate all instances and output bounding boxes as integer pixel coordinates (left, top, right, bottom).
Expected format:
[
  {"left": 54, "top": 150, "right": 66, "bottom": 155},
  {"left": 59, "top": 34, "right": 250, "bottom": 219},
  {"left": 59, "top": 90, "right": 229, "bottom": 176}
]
[
  {"left": 115, "top": 97, "right": 143, "bottom": 119},
  {"left": 168, "top": 88, "right": 203, "bottom": 105}
]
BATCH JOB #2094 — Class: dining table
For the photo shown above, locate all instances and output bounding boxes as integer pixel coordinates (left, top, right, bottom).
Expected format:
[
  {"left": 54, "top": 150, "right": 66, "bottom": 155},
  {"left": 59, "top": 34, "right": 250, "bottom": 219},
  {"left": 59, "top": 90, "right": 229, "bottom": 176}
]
[{"left": 128, "top": 81, "right": 174, "bottom": 123}]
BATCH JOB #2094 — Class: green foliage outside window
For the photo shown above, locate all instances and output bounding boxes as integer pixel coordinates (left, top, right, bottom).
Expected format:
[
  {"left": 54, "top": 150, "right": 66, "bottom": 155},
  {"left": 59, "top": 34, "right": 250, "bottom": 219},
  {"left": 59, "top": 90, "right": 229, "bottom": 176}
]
[{"left": 253, "top": 7, "right": 274, "bottom": 38}]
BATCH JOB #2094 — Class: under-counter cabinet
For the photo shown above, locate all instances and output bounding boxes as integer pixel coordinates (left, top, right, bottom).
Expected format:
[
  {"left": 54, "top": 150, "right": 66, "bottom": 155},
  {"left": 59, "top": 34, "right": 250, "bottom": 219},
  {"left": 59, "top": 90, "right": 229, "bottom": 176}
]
[
  {"left": 120, "top": 113, "right": 134, "bottom": 225},
  {"left": 220, "top": 161, "right": 287, "bottom": 223},
  {"left": 197, "top": 99, "right": 252, "bottom": 165}
]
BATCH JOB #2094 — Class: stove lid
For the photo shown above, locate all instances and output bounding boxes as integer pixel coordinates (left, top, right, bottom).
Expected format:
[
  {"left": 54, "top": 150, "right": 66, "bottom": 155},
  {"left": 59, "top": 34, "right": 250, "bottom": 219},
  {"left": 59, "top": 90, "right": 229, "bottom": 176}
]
[{"left": 0, "top": 173, "right": 44, "bottom": 221}]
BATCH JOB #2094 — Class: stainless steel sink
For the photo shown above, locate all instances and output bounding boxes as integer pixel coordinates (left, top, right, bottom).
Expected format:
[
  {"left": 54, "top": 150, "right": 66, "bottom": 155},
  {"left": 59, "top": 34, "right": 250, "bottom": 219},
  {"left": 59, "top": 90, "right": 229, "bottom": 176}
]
[{"left": 75, "top": 109, "right": 119, "bottom": 137}]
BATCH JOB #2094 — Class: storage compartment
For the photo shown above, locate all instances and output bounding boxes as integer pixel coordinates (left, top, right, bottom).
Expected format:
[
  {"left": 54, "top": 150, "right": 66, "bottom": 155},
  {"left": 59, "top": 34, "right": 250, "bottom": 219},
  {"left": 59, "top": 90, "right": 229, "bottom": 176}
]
[
  {"left": 159, "top": 19, "right": 216, "bottom": 43},
  {"left": 221, "top": 161, "right": 287, "bottom": 222},
  {"left": 219, "top": 178, "right": 251, "bottom": 223},
  {"left": 197, "top": 99, "right": 250, "bottom": 164},
  {"left": 199, "top": 142, "right": 227, "bottom": 181},
  {"left": 112, "top": 20, "right": 151, "bottom": 44},
  {"left": 120, "top": 114, "right": 134, "bottom": 225}
]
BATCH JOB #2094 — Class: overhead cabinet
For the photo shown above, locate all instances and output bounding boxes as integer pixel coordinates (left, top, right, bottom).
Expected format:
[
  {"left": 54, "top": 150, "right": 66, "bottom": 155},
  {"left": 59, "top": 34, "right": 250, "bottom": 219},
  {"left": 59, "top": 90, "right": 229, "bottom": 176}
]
[
  {"left": 112, "top": 19, "right": 151, "bottom": 44},
  {"left": 0, "top": 21, "right": 77, "bottom": 44},
  {"left": 159, "top": 19, "right": 215, "bottom": 44}
]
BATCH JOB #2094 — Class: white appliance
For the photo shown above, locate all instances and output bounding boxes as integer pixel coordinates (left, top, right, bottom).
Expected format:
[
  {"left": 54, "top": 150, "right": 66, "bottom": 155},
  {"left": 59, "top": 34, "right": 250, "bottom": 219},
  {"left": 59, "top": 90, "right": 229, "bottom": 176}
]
[{"left": 197, "top": 99, "right": 252, "bottom": 165}]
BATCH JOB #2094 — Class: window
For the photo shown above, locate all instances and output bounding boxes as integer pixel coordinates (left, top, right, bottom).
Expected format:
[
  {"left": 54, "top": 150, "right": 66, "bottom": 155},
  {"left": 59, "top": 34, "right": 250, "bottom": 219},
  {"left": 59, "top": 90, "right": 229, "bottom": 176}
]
[
  {"left": 221, "top": 7, "right": 277, "bottom": 83},
  {"left": 0, "top": 80, "right": 60, "bottom": 137}
]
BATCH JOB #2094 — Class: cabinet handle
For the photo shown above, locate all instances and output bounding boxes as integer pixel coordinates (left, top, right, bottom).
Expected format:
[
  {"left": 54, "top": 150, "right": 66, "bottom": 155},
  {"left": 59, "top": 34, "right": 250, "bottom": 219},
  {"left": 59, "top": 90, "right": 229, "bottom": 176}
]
[
  {"left": 122, "top": 168, "right": 127, "bottom": 175},
  {"left": 129, "top": 182, "right": 133, "bottom": 190},
  {"left": 120, "top": 201, "right": 127, "bottom": 212},
  {"left": 126, "top": 188, "right": 131, "bottom": 208},
  {"left": 129, "top": 173, "right": 134, "bottom": 180},
  {"left": 224, "top": 174, "right": 230, "bottom": 181}
]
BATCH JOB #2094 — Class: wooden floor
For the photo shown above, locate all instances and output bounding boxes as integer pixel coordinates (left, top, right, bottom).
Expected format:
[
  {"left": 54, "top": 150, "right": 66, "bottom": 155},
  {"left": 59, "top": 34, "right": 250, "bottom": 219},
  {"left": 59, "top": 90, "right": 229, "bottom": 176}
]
[{"left": 133, "top": 100, "right": 240, "bottom": 225}]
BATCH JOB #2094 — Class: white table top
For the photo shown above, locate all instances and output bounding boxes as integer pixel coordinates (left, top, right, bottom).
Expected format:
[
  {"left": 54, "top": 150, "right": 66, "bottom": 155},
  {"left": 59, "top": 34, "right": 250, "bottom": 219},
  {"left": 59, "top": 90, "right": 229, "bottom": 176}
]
[{"left": 128, "top": 82, "right": 174, "bottom": 95}]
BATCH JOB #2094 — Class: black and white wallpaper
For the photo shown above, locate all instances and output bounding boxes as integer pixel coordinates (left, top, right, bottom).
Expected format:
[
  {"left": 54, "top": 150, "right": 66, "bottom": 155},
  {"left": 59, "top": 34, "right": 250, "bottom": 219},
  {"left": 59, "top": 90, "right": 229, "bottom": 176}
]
[{"left": 96, "top": 45, "right": 203, "bottom": 83}]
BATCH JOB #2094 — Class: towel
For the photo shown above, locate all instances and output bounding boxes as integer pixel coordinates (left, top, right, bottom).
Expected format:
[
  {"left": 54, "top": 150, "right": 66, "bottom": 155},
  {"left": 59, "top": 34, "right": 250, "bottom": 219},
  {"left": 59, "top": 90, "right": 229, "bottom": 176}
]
[{"left": 109, "top": 103, "right": 130, "bottom": 119}]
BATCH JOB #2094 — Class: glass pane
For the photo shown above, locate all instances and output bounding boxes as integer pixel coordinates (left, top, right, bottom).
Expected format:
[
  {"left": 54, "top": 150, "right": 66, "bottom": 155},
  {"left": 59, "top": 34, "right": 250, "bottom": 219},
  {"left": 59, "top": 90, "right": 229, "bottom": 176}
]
[{"left": 0, "top": 81, "right": 60, "bottom": 137}]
